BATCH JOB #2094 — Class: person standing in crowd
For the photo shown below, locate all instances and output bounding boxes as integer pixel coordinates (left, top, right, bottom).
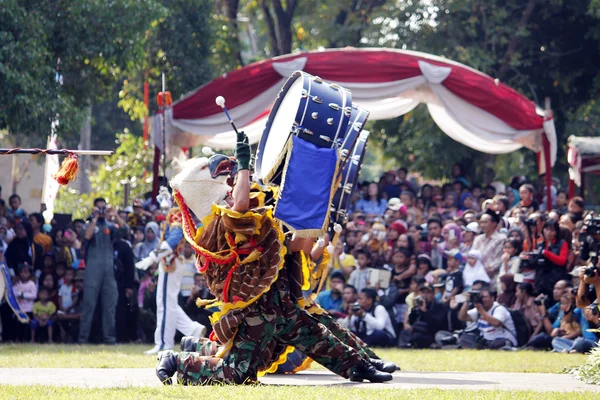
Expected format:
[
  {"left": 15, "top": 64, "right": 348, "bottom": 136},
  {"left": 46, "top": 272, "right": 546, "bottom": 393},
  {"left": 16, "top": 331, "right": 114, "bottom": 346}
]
[
  {"left": 531, "top": 219, "right": 569, "bottom": 299},
  {"left": 460, "top": 222, "right": 479, "bottom": 254},
  {"left": 567, "top": 197, "right": 585, "bottom": 223},
  {"left": 472, "top": 210, "right": 505, "bottom": 290},
  {"left": 78, "top": 198, "right": 128, "bottom": 345},
  {"left": 113, "top": 228, "right": 136, "bottom": 343},
  {"left": 29, "top": 213, "right": 52, "bottom": 254},
  {"left": 4, "top": 221, "right": 44, "bottom": 276},
  {"left": 7, "top": 194, "right": 26, "bottom": 222},
  {"left": 134, "top": 221, "right": 160, "bottom": 262},
  {"left": 30, "top": 287, "right": 56, "bottom": 343},
  {"left": 11, "top": 264, "right": 37, "bottom": 341},
  {"left": 348, "top": 250, "right": 373, "bottom": 293},
  {"left": 355, "top": 183, "right": 387, "bottom": 216},
  {"left": 508, "top": 184, "right": 538, "bottom": 217}
]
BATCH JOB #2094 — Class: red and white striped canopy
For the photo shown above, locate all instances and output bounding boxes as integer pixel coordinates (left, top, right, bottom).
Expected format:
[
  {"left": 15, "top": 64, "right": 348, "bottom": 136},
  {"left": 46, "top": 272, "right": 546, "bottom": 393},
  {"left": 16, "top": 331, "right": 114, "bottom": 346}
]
[{"left": 152, "top": 47, "right": 556, "bottom": 165}]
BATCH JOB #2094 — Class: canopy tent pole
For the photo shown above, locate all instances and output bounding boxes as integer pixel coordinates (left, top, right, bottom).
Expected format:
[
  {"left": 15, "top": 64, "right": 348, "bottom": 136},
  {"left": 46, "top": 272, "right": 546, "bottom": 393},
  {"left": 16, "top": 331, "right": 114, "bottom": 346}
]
[{"left": 543, "top": 97, "right": 553, "bottom": 212}]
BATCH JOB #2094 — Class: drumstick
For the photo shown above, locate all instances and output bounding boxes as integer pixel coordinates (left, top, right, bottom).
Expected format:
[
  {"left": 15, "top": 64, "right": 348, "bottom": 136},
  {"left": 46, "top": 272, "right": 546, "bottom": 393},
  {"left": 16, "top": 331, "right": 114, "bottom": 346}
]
[{"left": 215, "top": 96, "right": 241, "bottom": 135}]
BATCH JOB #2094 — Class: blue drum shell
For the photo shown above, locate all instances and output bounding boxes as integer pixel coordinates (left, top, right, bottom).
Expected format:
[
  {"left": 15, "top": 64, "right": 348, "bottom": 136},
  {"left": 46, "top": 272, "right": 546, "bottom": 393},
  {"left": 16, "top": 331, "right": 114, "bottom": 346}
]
[{"left": 331, "top": 130, "right": 370, "bottom": 226}]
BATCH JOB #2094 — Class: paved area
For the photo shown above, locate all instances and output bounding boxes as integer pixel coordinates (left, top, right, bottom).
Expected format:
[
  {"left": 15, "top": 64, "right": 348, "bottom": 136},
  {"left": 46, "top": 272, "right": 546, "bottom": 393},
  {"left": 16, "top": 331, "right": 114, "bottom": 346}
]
[{"left": 0, "top": 368, "right": 597, "bottom": 391}]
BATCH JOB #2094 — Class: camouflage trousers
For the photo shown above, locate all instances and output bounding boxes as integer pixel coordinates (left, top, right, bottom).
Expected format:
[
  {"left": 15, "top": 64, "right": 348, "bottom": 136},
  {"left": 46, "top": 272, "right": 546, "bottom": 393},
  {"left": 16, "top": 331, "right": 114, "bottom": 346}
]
[
  {"left": 316, "top": 311, "right": 378, "bottom": 359},
  {"left": 176, "top": 281, "right": 365, "bottom": 385}
]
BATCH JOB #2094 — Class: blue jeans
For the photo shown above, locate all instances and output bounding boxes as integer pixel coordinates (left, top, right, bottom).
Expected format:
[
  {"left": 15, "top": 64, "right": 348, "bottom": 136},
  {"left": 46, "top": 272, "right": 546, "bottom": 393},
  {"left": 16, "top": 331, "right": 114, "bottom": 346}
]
[
  {"left": 552, "top": 336, "right": 575, "bottom": 352},
  {"left": 571, "top": 337, "right": 598, "bottom": 354},
  {"left": 359, "top": 329, "right": 396, "bottom": 347}
]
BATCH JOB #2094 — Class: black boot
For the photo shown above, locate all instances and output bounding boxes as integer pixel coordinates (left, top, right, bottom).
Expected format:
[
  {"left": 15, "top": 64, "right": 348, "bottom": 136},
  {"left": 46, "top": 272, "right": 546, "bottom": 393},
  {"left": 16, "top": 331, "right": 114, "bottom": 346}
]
[
  {"left": 350, "top": 360, "right": 393, "bottom": 383},
  {"left": 370, "top": 358, "right": 400, "bottom": 373},
  {"left": 180, "top": 336, "right": 198, "bottom": 352},
  {"left": 156, "top": 350, "right": 178, "bottom": 385}
]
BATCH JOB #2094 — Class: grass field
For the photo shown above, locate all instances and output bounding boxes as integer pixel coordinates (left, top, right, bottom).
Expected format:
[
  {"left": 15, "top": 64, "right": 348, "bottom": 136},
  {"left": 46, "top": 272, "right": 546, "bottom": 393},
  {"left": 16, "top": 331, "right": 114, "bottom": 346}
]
[
  {"left": 0, "top": 343, "right": 587, "bottom": 373},
  {"left": 0, "top": 385, "right": 593, "bottom": 400}
]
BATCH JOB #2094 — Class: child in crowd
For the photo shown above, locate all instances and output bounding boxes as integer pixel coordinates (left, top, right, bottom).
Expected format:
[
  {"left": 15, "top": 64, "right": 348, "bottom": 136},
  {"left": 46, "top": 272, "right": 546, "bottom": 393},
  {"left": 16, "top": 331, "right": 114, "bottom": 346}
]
[
  {"left": 58, "top": 268, "right": 76, "bottom": 313},
  {"left": 389, "top": 248, "right": 414, "bottom": 305},
  {"left": 443, "top": 249, "right": 464, "bottom": 303},
  {"left": 13, "top": 263, "right": 37, "bottom": 341},
  {"left": 462, "top": 249, "right": 490, "bottom": 291},
  {"left": 551, "top": 294, "right": 581, "bottom": 352},
  {"left": 42, "top": 252, "right": 56, "bottom": 277},
  {"left": 31, "top": 288, "right": 56, "bottom": 343},
  {"left": 498, "top": 238, "right": 522, "bottom": 293},
  {"left": 40, "top": 273, "right": 60, "bottom": 310},
  {"left": 55, "top": 263, "right": 66, "bottom": 286},
  {"left": 403, "top": 276, "right": 425, "bottom": 329},
  {"left": 348, "top": 250, "right": 372, "bottom": 293}
]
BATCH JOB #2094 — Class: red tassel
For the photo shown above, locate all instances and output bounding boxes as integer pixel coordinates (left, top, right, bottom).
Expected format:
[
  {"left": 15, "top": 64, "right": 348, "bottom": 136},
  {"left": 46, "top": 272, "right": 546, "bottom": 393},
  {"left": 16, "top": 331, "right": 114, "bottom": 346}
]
[
  {"left": 54, "top": 154, "right": 79, "bottom": 185},
  {"left": 157, "top": 91, "right": 172, "bottom": 107}
]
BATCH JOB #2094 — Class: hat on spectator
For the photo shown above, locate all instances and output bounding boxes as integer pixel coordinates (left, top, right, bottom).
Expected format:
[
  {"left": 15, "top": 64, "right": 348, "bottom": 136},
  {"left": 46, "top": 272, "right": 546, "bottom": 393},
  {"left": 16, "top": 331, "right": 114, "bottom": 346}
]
[
  {"left": 461, "top": 222, "right": 480, "bottom": 234},
  {"left": 466, "top": 249, "right": 483, "bottom": 261},
  {"left": 417, "top": 254, "right": 432, "bottom": 265},
  {"left": 388, "top": 220, "right": 407, "bottom": 235},
  {"left": 419, "top": 282, "right": 434, "bottom": 292},
  {"left": 483, "top": 208, "right": 501, "bottom": 224},
  {"left": 124, "top": 206, "right": 134, "bottom": 213},
  {"left": 387, "top": 198, "right": 407, "bottom": 215},
  {"left": 482, "top": 199, "right": 494, "bottom": 212},
  {"left": 443, "top": 248, "right": 464, "bottom": 263}
]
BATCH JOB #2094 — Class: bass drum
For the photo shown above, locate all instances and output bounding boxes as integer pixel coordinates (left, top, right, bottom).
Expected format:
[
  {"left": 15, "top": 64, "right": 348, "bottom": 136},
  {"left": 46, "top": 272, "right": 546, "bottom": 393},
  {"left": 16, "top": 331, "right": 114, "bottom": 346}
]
[
  {"left": 330, "top": 130, "right": 370, "bottom": 226},
  {"left": 255, "top": 71, "right": 352, "bottom": 185}
]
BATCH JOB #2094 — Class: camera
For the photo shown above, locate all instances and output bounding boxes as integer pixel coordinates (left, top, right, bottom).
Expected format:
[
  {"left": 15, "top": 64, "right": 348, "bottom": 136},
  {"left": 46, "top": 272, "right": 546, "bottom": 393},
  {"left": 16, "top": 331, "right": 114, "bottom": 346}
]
[
  {"left": 352, "top": 302, "right": 361, "bottom": 312},
  {"left": 534, "top": 294, "right": 547, "bottom": 306},
  {"left": 580, "top": 215, "right": 600, "bottom": 269},
  {"left": 520, "top": 250, "right": 545, "bottom": 270},
  {"left": 415, "top": 296, "right": 424, "bottom": 307},
  {"left": 469, "top": 290, "right": 482, "bottom": 304}
]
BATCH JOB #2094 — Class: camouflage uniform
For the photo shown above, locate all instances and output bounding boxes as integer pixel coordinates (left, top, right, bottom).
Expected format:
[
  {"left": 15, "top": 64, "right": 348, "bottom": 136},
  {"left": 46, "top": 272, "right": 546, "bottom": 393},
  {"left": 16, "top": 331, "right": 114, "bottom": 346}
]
[{"left": 175, "top": 267, "right": 366, "bottom": 385}]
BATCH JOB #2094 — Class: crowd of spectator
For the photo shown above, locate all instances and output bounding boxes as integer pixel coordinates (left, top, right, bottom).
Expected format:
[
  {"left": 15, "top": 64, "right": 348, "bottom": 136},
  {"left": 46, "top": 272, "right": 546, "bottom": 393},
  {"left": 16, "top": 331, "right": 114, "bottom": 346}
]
[
  {"left": 314, "top": 165, "right": 599, "bottom": 353},
  {"left": 0, "top": 190, "right": 213, "bottom": 344},
  {"left": 0, "top": 163, "right": 598, "bottom": 355}
]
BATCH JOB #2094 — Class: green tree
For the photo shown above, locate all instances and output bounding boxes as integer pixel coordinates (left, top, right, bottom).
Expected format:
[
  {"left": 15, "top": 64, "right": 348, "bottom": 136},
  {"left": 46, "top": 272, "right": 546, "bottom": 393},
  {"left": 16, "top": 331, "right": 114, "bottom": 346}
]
[{"left": 55, "top": 133, "right": 154, "bottom": 218}]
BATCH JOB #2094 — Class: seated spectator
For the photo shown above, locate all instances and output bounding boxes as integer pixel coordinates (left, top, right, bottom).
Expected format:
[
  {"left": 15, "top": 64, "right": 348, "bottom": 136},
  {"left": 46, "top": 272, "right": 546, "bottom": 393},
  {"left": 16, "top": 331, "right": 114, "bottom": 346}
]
[
  {"left": 497, "top": 274, "right": 517, "bottom": 307},
  {"left": 458, "top": 288, "right": 517, "bottom": 349},
  {"left": 399, "top": 282, "right": 446, "bottom": 348},
  {"left": 511, "top": 282, "right": 542, "bottom": 341},
  {"left": 348, "top": 250, "right": 371, "bottom": 293},
  {"left": 404, "top": 276, "right": 426, "bottom": 329},
  {"left": 463, "top": 249, "right": 490, "bottom": 291},
  {"left": 524, "top": 280, "right": 568, "bottom": 349},
  {"left": 30, "top": 288, "right": 56, "bottom": 343},
  {"left": 533, "top": 219, "right": 569, "bottom": 298},
  {"left": 569, "top": 303, "right": 600, "bottom": 353},
  {"left": 498, "top": 238, "right": 522, "bottom": 292},
  {"left": 346, "top": 288, "right": 396, "bottom": 347},
  {"left": 339, "top": 284, "right": 358, "bottom": 320},
  {"left": 333, "top": 240, "right": 356, "bottom": 279},
  {"left": 315, "top": 271, "right": 346, "bottom": 316},
  {"left": 551, "top": 294, "right": 581, "bottom": 352}
]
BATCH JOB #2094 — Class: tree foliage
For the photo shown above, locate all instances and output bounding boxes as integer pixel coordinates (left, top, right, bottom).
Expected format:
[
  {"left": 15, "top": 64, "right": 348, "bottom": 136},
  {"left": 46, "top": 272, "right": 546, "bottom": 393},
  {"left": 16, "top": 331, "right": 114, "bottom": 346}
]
[{"left": 55, "top": 133, "right": 153, "bottom": 218}]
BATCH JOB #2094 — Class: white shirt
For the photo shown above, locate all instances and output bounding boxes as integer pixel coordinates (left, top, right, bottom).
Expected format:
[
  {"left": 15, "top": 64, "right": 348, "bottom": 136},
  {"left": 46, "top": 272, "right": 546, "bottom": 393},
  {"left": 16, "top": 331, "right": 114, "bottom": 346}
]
[
  {"left": 467, "top": 302, "right": 517, "bottom": 346},
  {"left": 58, "top": 284, "right": 73, "bottom": 310},
  {"left": 349, "top": 304, "right": 397, "bottom": 339}
]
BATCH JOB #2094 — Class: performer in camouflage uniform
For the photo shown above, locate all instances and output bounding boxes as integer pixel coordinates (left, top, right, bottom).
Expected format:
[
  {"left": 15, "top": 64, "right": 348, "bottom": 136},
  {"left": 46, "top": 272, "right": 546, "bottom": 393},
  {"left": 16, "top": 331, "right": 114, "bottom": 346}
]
[{"left": 155, "top": 130, "right": 393, "bottom": 385}]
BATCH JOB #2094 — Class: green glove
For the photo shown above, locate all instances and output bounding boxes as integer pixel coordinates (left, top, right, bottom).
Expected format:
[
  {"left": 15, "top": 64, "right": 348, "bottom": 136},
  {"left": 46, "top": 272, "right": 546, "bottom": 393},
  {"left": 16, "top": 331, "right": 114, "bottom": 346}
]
[{"left": 235, "top": 130, "right": 251, "bottom": 171}]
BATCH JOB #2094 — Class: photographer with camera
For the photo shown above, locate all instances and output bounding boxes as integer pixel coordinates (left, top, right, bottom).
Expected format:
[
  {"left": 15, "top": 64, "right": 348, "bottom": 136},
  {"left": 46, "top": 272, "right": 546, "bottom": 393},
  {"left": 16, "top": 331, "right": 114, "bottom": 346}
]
[
  {"left": 524, "top": 280, "right": 568, "bottom": 349},
  {"left": 526, "top": 219, "right": 569, "bottom": 299},
  {"left": 457, "top": 288, "right": 517, "bottom": 349},
  {"left": 347, "top": 288, "right": 396, "bottom": 347},
  {"left": 399, "top": 282, "right": 446, "bottom": 348},
  {"left": 79, "top": 198, "right": 128, "bottom": 345}
]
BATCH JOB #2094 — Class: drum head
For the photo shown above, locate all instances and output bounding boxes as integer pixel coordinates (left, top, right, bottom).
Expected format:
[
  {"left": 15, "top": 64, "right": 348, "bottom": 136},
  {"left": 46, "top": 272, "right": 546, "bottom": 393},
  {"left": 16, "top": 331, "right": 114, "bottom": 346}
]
[{"left": 257, "top": 77, "right": 304, "bottom": 180}]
